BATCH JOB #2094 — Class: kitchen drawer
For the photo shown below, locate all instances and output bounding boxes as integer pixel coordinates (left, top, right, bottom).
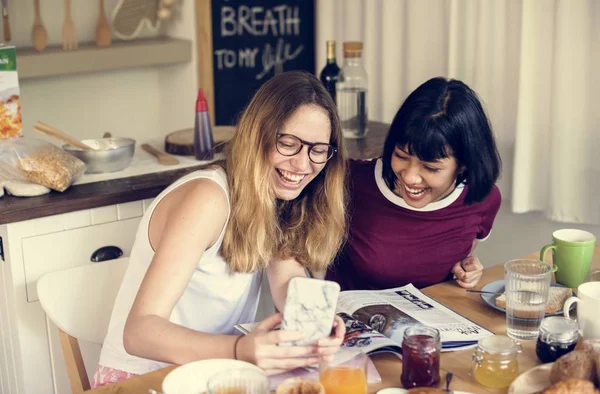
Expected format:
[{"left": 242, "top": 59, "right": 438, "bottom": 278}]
[{"left": 22, "top": 217, "right": 141, "bottom": 302}]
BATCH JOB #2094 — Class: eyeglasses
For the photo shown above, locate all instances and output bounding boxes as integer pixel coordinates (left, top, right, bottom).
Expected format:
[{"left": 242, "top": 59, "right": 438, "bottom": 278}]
[{"left": 276, "top": 134, "right": 338, "bottom": 164}]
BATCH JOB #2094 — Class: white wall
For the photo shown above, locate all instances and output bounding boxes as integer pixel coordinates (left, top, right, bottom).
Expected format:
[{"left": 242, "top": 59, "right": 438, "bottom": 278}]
[{"left": 9, "top": 0, "right": 198, "bottom": 144}]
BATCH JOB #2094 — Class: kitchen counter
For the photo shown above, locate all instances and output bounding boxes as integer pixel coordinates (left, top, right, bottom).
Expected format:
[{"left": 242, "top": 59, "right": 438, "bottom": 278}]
[{"left": 0, "top": 121, "right": 389, "bottom": 225}]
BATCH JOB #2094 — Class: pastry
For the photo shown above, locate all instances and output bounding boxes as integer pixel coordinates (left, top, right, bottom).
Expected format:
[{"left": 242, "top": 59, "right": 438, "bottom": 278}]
[
  {"left": 276, "top": 378, "right": 325, "bottom": 394},
  {"left": 550, "top": 350, "right": 596, "bottom": 384},
  {"left": 542, "top": 378, "right": 597, "bottom": 394}
]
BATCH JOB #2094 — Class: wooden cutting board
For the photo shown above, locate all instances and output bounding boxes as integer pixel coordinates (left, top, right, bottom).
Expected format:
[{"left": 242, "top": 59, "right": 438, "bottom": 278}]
[{"left": 164, "top": 126, "right": 235, "bottom": 156}]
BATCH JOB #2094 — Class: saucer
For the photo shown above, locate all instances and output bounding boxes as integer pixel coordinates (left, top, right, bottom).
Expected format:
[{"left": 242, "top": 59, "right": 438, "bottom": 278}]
[
  {"left": 162, "top": 359, "right": 265, "bottom": 394},
  {"left": 480, "top": 280, "right": 573, "bottom": 316}
]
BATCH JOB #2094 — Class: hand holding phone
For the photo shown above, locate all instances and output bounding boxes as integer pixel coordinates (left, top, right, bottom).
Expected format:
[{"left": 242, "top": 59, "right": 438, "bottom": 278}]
[{"left": 281, "top": 277, "right": 341, "bottom": 346}]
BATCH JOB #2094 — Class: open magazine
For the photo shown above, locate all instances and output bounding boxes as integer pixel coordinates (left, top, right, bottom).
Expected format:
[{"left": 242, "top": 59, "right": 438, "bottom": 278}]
[
  {"left": 335, "top": 283, "right": 494, "bottom": 356},
  {"left": 236, "top": 283, "right": 494, "bottom": 359}
]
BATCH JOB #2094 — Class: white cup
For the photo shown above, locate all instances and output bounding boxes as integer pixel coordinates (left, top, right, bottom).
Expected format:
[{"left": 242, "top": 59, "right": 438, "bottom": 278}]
[{"left": 564, "top": 282, "right": 600, "bottom": 339}]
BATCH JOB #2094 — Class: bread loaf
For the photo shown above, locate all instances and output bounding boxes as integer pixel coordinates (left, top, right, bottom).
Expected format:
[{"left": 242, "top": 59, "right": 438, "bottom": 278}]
[{"left": 494, "top": 287, "right": 572, "bottom": 314}]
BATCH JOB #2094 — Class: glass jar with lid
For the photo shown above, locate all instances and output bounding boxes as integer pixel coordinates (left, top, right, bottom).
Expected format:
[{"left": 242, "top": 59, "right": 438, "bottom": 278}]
[
  {"left": 401, "top": 325, "right": 441, "bottom": 388},
  {"left": 471, "top": 336, "right": 521, "bottom": 389},
  {"left": 536, "top": 316, "right": 579, "bottom": 363}
]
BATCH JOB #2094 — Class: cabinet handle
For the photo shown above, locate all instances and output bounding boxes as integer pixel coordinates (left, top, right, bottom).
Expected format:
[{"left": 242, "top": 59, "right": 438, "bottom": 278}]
[{"left": 91, "top": 246, "right": 123, "bottom": 262}]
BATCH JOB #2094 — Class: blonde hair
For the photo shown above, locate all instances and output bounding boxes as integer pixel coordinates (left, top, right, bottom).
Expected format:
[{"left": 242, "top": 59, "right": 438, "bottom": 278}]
[{"left": 221, "top": 71, "right": 347, "bottom": 273}]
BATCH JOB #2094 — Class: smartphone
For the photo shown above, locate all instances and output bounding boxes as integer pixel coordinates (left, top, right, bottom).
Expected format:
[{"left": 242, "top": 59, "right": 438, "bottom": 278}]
[{"left": 280, "top": 277, "right": 341, "bottom": 346}]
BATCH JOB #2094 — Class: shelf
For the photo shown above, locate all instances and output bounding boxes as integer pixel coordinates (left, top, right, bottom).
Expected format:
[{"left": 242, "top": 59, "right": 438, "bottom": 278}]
[{"left": 16, "top": 37, "right": 192, "bottom": 80}]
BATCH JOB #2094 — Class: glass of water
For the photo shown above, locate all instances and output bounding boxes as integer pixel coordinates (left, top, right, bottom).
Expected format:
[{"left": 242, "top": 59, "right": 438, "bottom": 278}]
[{"left": 504, "top": 259, "right": 553, "bottom": 340}]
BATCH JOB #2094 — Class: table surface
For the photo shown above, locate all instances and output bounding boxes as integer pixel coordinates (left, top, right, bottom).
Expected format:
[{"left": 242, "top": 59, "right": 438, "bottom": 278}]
[{"left": 87, "top": 246, "right": 600, "bottom": 394}]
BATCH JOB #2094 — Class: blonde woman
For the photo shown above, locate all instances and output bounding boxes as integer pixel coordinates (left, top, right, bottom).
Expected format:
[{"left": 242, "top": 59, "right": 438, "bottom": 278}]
[{"left": 92, "top": 71, "right": 347, "bottom": 387}]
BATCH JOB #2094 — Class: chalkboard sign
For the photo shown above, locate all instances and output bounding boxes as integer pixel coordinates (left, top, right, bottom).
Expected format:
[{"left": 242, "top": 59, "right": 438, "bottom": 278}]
[{"left": 197, "top": 0, "right": 316, "bottom": 126}]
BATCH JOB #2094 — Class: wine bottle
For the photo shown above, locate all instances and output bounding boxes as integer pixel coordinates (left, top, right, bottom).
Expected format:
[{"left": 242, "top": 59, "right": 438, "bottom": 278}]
[{"left": 319, "top": 40, "right": 341, "bottom": 103}]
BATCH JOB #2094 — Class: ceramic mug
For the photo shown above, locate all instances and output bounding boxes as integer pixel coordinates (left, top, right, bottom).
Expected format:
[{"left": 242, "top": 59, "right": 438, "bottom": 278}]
[
  {"left": 564, "top": 282, "right": 600, "bottom": 339},
  {"left": 540, "top": 229, "right": 596, "bottom": 288}
]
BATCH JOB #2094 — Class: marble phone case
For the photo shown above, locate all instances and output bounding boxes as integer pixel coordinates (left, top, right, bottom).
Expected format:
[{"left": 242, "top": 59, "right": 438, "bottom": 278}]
[{"left": 281, "top": 277, "right": 341, "bottom": 346}]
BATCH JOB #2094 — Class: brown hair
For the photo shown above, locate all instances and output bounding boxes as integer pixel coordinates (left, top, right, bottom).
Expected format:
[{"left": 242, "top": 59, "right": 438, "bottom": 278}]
[{"left": 221, "top": 71, "right": 347, "bottom": 273}]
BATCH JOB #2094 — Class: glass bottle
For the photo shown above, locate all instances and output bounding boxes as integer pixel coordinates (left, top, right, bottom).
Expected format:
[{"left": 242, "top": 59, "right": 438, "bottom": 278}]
[
  {"left": 471, "top": 336, "right": 521, "bottom": 389},
  {"left": 193, "top": 88, "right": 214, "bottom": 161},
  {"left": 536, "top": 316, "right": 578, "bottom": 363},
  {"left": 401, "top": 325, "right": 441, "bottom": 388},
  {"left": 336, "top": 41, "right": 368, "bottom": 139},
  {"left": 319, "top": 40, "right": 341, "bottom": 103}
]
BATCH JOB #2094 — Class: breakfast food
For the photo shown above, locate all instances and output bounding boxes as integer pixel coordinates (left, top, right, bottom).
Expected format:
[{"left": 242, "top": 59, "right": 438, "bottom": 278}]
[
  {"left": 541, "top": 378, "right": 598, "bottom": 394},
  {"left": 550, "top": 350, "right": 596, "bottom": 384},
  {"left": 495, "top": 287, "right": 572, "bottom": 314},
  {"left": 276, "top": 378, "right": 325, "bottom": 394},
  {"left": 0, "top": 94, "right": 22, "bottom": 140},
  {"left": 16, "top": 144, "right": 86, "bottom": 192}
]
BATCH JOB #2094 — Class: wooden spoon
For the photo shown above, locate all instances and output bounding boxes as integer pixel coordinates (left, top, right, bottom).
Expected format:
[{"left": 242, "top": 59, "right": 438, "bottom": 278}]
[
  {"left": 31, "top": 0, "right": 47, "bottom": 51},
  {"left": 33, "top": 121, "right": 92, "bottom": 151},
  {"left": 95, "top": 0, "right": 112, "bottom": 48},
  {"left": 141, "top": 143, "right": 179, "bottom": 165},
  {"left": 62, "top": 0, "right": 78, "bottom": 51}
]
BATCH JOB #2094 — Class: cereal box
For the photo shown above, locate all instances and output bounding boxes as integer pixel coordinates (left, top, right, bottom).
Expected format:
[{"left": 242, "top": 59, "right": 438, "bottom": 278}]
[{"left": 0, "top": 46, "right": 22, "bottom": 140}]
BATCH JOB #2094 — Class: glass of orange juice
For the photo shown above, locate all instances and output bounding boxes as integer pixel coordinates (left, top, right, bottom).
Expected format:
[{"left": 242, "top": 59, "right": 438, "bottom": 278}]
[{"left": 319, "top": 352, "right": 368, "bottom": 394}]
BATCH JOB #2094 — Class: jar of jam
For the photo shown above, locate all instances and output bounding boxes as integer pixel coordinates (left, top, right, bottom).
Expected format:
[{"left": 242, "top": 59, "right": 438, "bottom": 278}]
[
  {"left": 536, "top": 316, "right": 578, "bottom": 363},
  {"left": 471, "top": 336, "right": 520, "bottom": 389},
  {"left": 401, "top": 325, "right": 441, "bottom": 388}
]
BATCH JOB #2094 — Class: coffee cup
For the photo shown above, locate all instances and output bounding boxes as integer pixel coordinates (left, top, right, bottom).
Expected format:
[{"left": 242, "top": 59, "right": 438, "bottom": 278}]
[
  {"left": 564, "top": 282, "right": 600, "bottom": 339},
  {"left": 540, "top": 229, "right": 596, "bottom": 288}
]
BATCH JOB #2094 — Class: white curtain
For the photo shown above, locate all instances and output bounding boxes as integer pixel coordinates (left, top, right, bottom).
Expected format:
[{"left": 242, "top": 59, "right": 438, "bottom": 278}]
[
  {"left": 512, "top": 0, "right": 600, "bottom": 224},
  {"left": 316, "top": 0, "right": 600, "bottom": 224}
]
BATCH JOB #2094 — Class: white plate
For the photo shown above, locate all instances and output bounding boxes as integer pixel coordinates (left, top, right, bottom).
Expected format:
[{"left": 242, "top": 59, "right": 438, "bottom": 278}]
[
  {"left": 376, "top": 389, "right": 474, "bottom": 394},
  {"left": 162, "top": 359, "right": 265, "bottom": 394},
  {"left": 507, "top": 363, "right": 553, "bottom": 394}
]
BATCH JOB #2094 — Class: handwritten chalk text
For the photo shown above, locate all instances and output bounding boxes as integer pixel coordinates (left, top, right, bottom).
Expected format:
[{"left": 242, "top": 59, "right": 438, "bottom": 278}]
[{"left": 221, "top": 5, "right": 300, "bottom": 37}]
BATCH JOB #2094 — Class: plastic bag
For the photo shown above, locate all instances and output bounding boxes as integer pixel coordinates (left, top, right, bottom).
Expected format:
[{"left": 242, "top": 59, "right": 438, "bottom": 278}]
[{"left": 0, "top": 137, "right": 86, "bottom": 192}]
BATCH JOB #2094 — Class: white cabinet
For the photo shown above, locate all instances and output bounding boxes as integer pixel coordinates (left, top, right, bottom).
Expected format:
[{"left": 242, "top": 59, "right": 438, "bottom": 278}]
[{"left": 0, "top": 199, "right": 152, "bottom": 394}]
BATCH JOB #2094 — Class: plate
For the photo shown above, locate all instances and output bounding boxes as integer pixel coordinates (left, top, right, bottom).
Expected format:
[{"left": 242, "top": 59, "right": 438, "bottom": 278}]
[
  {"left": 376, "top": 389, "right": 473, "bottom": 394},
  {"left": 507, "top": 363, "right": 553, "bottom": 394},
  {"left": 480, "top": 280, "right": 573, "bottom": 316},
  {"left": 162, "top": 359, "right": 265, "bottom": 394}
]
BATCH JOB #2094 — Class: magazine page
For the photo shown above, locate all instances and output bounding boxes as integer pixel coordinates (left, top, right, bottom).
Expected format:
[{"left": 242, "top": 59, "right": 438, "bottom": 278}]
[
  {"left": 337, "top": 312, "right": 401, "bottom": 356},
  {"left": 337, "top": 284, "right": 493, "bottom": 351},
  {"left": 235, "top": 313, "right": 401, "bottom": 357}
]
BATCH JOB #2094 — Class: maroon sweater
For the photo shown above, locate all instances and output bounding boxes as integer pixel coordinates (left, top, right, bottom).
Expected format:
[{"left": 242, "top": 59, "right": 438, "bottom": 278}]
[{"left": 327, "top": 159, "right": 501, "bottom": 290}]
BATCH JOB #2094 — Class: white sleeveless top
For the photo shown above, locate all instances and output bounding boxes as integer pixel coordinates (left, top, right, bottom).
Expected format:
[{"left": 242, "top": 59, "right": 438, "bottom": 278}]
[{"left": 99, "top": 168, "right": 263, "bottom": 374}]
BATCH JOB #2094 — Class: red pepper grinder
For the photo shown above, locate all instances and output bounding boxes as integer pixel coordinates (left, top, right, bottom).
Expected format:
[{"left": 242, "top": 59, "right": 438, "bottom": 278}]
[{"left": 194, "top": 88, "right": 214, "bottom": 161}]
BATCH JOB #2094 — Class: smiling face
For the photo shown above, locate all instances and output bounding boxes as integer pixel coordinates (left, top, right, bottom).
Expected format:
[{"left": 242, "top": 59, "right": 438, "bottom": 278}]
[
  {"left": 390, "top": 145, "right": 462, "bottom": 208},
  {"left": 268, "top": 104, "right": 332, "bottom": 200}
]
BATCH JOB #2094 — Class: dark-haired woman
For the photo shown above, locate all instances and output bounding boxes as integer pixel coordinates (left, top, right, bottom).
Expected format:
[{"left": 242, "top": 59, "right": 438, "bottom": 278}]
[{"left": 327, "top": 77, "right": 502, "bottom": 291}]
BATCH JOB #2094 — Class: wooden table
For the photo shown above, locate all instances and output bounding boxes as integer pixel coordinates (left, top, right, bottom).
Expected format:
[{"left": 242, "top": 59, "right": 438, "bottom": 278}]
[{"left": 88, "top": 246, "right": 600, "bottom": 394}]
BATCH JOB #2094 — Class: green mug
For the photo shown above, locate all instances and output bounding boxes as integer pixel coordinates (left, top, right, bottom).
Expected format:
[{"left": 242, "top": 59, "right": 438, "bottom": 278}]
[{"left": 540, "top": 229, "right": 596, "bottom": 288}]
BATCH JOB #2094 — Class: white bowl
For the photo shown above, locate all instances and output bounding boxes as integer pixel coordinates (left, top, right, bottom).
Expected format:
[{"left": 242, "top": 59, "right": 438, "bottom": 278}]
[{"left": 162, "top": 359, "right": 265, "bottom": 394}]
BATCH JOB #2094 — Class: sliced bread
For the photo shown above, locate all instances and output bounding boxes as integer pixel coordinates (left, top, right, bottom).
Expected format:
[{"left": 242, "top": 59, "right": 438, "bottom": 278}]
[{"left": 494, "top": 287, "right": 572, "bottom": 314}]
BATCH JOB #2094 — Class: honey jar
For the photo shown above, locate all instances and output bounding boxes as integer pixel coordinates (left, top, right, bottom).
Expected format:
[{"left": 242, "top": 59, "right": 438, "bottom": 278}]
[{"left": 471, "top": 336, "right": 521, "bottom": 389}]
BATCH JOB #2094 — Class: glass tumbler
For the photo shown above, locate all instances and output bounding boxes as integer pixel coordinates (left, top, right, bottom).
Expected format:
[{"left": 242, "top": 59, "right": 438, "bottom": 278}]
[
  {"left": 207, "top": 369, "right": 269, "bottom": 394},
  {"left": 504, "top": 259, "right": 553, "bottom": 340},
  {"left": 319, "top": 351, "right": 368, "bottom": 394}
]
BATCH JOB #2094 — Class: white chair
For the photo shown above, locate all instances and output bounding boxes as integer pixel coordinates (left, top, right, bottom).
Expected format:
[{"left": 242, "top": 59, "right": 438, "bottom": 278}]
[{"left": 37, "top": 258, "right": 129, "bottom": 394}]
